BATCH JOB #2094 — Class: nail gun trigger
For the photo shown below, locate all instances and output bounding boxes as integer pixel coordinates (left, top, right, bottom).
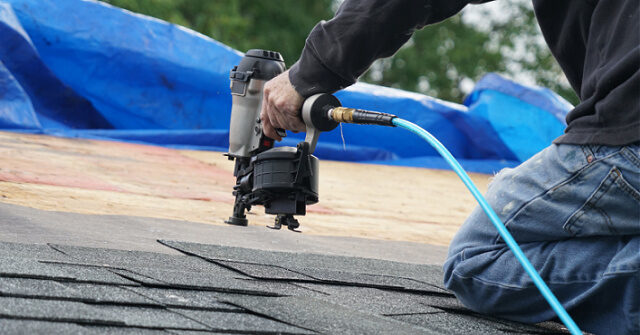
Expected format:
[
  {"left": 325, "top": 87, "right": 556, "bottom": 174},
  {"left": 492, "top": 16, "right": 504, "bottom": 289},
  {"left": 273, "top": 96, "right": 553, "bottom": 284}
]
[{"left": 275, "top": 128, "right": 287, "bottom": 138}]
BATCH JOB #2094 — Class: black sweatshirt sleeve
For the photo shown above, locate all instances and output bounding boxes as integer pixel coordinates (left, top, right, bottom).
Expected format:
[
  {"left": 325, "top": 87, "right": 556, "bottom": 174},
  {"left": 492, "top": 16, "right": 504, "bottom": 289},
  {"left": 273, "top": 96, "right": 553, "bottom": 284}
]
[{"left": 289, "top": 0, "right": 476, "bottom": 97}]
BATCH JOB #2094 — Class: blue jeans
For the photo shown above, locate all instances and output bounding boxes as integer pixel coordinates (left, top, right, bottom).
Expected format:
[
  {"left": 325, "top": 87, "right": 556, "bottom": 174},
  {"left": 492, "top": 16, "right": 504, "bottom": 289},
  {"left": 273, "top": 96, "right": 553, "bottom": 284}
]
[{"left": 444, "top": 143, "right": 640, "bottom": 334}]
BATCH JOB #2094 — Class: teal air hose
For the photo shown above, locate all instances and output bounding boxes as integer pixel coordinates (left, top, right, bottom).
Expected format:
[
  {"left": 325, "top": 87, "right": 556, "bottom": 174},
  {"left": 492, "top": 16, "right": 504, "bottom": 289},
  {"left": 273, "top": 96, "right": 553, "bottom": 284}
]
[{"left": 391, "top": 118, "right": 582, "bottom": 335}]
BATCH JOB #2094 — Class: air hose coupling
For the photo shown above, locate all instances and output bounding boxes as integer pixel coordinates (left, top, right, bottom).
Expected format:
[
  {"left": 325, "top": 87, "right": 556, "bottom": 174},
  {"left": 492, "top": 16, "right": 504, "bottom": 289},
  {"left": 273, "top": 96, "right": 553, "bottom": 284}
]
[{"left": 328, "top": 107, "right": 396, "bottom": 127}]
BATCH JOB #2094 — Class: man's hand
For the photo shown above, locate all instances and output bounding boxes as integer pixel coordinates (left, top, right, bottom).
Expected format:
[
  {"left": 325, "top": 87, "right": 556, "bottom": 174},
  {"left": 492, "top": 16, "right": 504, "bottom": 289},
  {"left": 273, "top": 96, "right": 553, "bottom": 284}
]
[{"left": 260, "top": 70, "right": 305, "bottom": 141}]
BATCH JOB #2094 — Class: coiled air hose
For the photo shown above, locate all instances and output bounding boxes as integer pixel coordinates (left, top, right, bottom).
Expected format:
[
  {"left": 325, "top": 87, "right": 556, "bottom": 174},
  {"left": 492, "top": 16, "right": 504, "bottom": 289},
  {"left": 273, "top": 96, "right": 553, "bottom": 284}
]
[{"left": 391, "top": 117, "right": 582, "bottom": 335}]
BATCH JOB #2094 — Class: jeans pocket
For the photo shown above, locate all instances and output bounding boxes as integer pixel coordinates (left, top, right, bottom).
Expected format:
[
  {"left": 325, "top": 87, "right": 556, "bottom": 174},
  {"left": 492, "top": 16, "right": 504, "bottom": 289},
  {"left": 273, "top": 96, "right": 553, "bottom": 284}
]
[{"left": 563, "top": 166, "right": 640, "bottom": 236}]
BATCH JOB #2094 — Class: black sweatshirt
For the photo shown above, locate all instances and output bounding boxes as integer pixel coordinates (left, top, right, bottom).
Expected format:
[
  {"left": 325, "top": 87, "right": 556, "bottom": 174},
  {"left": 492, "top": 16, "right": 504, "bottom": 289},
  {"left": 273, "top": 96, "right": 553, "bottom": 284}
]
[{"left": 289, "top": 0, "right": 640, "bottom": 146}]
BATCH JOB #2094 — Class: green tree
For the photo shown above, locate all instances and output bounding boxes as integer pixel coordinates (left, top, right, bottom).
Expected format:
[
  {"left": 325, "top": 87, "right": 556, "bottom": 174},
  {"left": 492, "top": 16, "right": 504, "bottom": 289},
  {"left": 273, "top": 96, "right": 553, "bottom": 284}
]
[
  {"left": 100, "top": 0, "right": 334, "bottom": 67},
  {"left": 362, "top": 14, "right": 506, "bottom": 102}
]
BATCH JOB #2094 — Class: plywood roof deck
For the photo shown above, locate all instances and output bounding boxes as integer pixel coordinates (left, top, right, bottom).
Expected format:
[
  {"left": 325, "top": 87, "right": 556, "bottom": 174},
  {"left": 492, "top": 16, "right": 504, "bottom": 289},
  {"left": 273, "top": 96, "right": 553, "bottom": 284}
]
[{"left": 0, "top": 130, "right": 491, "bottom": 246}]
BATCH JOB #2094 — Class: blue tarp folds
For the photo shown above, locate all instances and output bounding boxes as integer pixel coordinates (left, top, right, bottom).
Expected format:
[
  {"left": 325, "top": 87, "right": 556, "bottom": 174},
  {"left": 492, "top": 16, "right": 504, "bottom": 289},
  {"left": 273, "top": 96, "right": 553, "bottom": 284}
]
[{"left": 0, "top": 0, "right": 573, "bottom": 174}]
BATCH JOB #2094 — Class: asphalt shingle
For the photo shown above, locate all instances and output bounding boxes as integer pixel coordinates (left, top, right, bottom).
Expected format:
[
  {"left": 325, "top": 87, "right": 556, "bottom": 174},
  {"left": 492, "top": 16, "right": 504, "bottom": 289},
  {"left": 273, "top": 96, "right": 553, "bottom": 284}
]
[
  {"left": 294, "top": 266, "right": 448, "bottom": 293},
  {"left": 160, "top": 240, "right": 449, "bottom": 293},
  {"left": 111, "top": 267, "right": 284, "bottom": 296},
  {"left": 294, "top": 283, "right": 445, "bottom": 315},
  {"left": 159, "top": 240, "right": 441, "bottom": 280},
  {"left": 0, "top": 241, "right": 575, "bottom": 334},
  {"left": 40, "top": 261, "right": 139, "bottom": 285},
  {"left": 50, "top": 244, "right": 223, "bottom": 272},
  {"left": 82, "top": 327, "right": 174, "bottom": 334},
  {"left": 0, "top": 278, "right": 153, "bottom": 305},
  {"left": 215, "top": 260, "right": 317, "bottom": 281},
  {"left": 170, "top": 308, "right": 316, "bottom": 334},
  {"left": 0, "top": 257, "right": 74, "bottom": 280},
  {"left": 389, "top": 312, "right": 569, "bottom": 335},
  {"left": 0, "top": 242, "right": 70, "bottom": 261},
  {"left": 124, "top": 286, "right": 243, "bottom": 311},
  {"left": 0, "top": 297, "right": 208, "bottom": 330},
  {"left": 0, "top": 319, "right": 87, "bottom": 335},
  {"left": 221, "top": 295, "right": 435, "bottom": 335}
]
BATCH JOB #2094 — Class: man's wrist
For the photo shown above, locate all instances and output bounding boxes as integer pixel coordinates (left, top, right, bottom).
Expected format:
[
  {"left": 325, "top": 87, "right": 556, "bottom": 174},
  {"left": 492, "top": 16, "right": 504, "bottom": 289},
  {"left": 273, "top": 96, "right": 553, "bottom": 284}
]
[{"left": 288, "top": 44, "right": 352, "bottom": 98}]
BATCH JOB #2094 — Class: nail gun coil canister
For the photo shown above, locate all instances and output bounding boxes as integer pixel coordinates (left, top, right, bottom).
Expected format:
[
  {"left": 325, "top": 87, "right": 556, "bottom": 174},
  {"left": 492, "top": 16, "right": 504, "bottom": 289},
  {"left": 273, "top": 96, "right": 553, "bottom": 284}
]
[{"left": 252, "top": 145, "right": 319, "bottom": 215}]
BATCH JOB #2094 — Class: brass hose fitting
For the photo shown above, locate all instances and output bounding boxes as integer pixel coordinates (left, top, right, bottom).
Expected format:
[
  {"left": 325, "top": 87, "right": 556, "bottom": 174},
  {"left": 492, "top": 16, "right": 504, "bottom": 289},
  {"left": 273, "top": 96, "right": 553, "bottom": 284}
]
[
  {"left": 329, "top": 106, "right": 396, "bottom": 127},
  {"left": 329, "top": 107, "right": 355, "bottom": 123}
]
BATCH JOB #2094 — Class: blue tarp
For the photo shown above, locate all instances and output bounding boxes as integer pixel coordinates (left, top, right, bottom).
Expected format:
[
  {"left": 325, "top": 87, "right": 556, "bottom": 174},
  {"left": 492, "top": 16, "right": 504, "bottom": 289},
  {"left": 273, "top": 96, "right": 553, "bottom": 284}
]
[{"left": 0, "top": 0, "right": 573, "bottom": 174}]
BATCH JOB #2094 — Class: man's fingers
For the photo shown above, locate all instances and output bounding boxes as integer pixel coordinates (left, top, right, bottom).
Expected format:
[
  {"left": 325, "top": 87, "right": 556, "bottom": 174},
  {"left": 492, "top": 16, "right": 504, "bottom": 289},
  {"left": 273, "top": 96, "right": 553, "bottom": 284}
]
[
  {"left": 261, "top": 94, "right": 282, "bottom": 141},
  {"left": 268, "top": 103, "right": 287, "bottom": 131},
  {"left": 289, "top": 117, "right": 306, "bottom": 133},
  {"left": 272, "top": 96, "right": 305, "bottom": 131},
  {"left": 259, "top": 69, "right": 305, "bottom": 139},
  {"left": 260, "top": 90, "right": 271, "bottom": 130},
  {"left": 261, "top": 114, "right": 281, "bottom": 141},
  {"left": 261, "top": 90, "right": 283, "bottom": 141},
  {"left": 263, "top": 93, "right": 280, "bottom": 128},
  {"left": 266, "top": 100, "right": 305, "bottom": 136},
  {"left": 283, "top": 117, "right": 305, "bottom": 133}
]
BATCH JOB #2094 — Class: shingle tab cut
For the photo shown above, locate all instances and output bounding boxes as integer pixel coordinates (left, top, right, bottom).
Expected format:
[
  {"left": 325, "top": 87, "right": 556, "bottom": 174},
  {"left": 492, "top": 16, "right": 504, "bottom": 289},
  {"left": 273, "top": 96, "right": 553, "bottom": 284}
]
[
  {"left": 221, "top": 295, "right": 437, "bottom": 335},
  {"left": 0, "top": 297, "right": 208, "bottom": 330},
  {"left": 170, "top": 308, "right": 316, "bottom": 334}
]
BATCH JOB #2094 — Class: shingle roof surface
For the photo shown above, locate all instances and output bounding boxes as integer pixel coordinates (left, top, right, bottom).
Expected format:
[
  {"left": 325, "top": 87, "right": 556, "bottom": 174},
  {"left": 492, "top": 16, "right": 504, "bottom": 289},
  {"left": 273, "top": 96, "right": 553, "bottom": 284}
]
[{"left": 0, "top": 240, "right": 572, "bottom": 334}]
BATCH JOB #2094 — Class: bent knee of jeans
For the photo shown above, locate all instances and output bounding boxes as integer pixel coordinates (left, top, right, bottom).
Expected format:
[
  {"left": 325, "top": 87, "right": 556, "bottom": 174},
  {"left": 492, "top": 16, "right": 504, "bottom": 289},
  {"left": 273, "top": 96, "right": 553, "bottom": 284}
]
[
  {"left": 443, "top": 245, "right": 497, "bottom": 312},
  {"left": 443, "top": 246, "right": 552, "bottom": 323}
]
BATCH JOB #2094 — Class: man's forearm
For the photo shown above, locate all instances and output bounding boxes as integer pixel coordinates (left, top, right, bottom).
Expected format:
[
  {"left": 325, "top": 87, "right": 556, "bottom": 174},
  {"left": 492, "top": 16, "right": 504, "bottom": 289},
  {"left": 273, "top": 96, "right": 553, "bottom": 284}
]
[{"left": 289, "top": 0, "right": 475, "bottom": 97}]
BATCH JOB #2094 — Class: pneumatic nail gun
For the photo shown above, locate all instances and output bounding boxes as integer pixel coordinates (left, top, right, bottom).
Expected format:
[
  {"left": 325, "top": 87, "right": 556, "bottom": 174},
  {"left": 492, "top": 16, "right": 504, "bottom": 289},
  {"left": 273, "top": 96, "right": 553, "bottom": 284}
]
[{"left": 224, "top": 49, "right": 340, "bottom": 231}]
